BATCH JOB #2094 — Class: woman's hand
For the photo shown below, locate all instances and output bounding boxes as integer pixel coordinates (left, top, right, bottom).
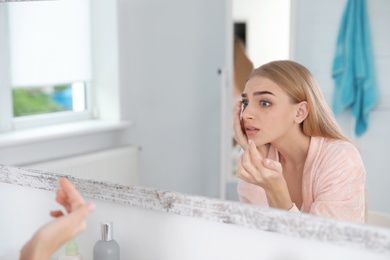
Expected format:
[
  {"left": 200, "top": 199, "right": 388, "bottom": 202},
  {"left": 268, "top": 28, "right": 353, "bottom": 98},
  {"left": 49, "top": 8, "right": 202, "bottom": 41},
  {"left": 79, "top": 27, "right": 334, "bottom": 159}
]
[
  {"left": 20, "top": 178, "right": 95, "bottom": 260},
  {"left": 50, "top": 177, "right": 86, "bottom": 217},
  {"left": 233, "top": 101, "right": 248, "bottom": 149},
  {"left": 236, "top": 140, "right": 293, "bottom": 210}
]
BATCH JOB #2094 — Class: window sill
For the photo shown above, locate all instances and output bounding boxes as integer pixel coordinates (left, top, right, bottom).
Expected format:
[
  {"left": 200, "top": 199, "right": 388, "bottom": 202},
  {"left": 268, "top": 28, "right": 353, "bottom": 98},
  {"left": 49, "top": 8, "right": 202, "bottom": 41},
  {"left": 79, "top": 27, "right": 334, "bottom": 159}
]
[{"left": 0, "top": 120, "right": 134, "bottom": 148}]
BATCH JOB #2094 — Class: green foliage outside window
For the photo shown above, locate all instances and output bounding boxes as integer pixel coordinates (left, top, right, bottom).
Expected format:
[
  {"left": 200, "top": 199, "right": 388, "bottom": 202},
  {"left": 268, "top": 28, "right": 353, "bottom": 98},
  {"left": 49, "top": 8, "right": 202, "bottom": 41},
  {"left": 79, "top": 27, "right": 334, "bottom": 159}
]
[{"left": 12, "top": 85, "right": 71, "bottom": 117}]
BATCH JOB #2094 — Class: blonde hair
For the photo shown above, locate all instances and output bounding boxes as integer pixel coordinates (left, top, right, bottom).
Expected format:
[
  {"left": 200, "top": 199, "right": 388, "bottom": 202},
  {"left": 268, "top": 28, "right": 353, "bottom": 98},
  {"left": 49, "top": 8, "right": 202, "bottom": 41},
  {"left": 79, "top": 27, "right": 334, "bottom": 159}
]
[{"left": 249, "top": 60, "right": 349, "bottom": 142}]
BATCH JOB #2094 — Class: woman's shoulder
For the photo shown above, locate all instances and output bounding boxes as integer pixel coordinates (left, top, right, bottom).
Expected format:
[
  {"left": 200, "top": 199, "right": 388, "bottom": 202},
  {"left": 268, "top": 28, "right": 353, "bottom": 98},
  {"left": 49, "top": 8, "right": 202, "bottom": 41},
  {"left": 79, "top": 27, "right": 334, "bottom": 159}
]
[
  {"left": 310, "top": 136, "right": 364, "bottom": 167},
  {"left": 312, "top": 136, "right": 359, "bottom": 154}
]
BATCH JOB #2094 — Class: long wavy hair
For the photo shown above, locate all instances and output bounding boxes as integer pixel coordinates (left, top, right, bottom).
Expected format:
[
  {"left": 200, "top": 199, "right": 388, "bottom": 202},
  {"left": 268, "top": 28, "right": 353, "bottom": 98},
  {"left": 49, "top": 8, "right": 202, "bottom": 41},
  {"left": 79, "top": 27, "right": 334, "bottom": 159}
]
[{"left": 248, "top": 60, "right": 349, "bottom": 142}]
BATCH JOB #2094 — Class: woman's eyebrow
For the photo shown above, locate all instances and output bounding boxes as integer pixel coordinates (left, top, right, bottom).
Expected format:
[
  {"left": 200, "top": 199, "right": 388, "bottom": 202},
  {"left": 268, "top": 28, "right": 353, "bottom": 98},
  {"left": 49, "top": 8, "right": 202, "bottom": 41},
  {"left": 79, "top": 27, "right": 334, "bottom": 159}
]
[
  {"left": 253, "top": 91, "right": 275, "bottom": 96},
  {"left": 241, "top": 91, "right": 275, "bottom": 98}
]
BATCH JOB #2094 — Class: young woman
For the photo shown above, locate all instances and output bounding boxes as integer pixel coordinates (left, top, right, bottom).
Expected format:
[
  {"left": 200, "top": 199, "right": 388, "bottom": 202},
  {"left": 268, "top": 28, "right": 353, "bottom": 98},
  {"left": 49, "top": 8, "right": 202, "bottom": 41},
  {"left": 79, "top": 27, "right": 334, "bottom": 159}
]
[{"left": 234, "top": 60, "right": 366, "bottom": 223}]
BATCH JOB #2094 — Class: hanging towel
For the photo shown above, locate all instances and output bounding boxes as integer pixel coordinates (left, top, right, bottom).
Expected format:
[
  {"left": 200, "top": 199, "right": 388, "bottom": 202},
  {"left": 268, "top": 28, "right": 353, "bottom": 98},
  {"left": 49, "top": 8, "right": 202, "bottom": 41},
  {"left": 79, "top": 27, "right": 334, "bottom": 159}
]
[{"left": 332, "top": 0, "right": 378, "bottom": 136}]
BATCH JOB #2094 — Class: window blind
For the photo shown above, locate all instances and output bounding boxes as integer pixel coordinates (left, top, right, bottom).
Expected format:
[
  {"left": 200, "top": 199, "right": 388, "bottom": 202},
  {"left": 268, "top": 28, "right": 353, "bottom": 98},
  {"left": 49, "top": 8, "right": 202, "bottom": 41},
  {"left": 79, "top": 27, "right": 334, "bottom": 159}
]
[{"left": 7, "top": 0, "right": 91, "bottom": 88}]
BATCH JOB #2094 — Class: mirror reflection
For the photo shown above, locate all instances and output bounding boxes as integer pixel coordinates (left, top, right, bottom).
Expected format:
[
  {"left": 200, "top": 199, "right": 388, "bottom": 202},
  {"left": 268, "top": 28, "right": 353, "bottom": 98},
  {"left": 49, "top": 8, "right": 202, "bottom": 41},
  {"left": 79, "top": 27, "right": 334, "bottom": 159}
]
[{"left": 0, "top": 0, "right": 389, "bottom": 228}]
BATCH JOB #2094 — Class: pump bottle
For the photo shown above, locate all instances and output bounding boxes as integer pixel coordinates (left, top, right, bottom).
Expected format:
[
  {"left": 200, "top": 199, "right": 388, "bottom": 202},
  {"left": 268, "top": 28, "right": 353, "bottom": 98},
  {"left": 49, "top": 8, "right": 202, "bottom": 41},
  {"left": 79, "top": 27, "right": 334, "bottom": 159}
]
[
  {"left": 58, "top": 239, "right": 83, "bottom": 260},
  {"left": 93, "top": 221, "right": 120, "bottom": 260}
]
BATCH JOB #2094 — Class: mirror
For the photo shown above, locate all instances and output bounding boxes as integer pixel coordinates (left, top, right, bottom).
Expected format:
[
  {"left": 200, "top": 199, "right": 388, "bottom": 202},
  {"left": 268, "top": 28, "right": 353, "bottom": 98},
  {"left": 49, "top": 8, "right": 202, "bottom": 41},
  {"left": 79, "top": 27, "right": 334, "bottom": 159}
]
[{"left": 1, "top": 0, "right": 389, "bottom": 227}]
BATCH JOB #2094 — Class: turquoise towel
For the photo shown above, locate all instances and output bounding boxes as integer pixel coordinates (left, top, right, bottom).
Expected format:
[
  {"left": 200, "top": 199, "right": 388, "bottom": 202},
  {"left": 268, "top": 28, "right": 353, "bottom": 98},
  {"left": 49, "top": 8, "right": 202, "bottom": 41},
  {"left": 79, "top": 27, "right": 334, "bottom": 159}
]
[{"left": 332, "top": 0, "right": 378, "bottom": 136}]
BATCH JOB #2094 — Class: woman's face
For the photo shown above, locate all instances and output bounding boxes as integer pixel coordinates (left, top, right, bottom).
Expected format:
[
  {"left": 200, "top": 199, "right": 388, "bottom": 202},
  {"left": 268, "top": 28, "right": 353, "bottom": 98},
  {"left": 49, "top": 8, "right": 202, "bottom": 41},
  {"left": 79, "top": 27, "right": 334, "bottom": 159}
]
[{"left": 241, "top": 76, "right": 300, "bottom": 146}]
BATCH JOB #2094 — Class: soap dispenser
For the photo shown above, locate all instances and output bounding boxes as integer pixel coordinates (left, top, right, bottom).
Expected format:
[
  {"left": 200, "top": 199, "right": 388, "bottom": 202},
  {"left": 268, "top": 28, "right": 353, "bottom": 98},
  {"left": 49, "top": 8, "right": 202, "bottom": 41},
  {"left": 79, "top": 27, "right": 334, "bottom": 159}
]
[
  {"left": 93, "top": 221, "right": 120, "bottom": 260},
  {"left": 58, "top": 238, "right": 83, "bottom": 260}
]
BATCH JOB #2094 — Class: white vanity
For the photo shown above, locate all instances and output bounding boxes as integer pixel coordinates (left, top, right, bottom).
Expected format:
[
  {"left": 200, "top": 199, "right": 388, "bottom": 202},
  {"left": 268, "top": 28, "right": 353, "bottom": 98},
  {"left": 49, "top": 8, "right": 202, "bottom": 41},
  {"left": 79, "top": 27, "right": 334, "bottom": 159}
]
[{"left": 1, "top": 165, "right": 389, "bottom": 260}]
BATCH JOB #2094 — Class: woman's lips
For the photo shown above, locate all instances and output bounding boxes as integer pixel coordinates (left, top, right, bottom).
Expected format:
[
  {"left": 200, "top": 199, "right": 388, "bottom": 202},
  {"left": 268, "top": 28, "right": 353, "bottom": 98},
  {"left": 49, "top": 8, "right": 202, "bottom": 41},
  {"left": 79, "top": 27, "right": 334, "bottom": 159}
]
[{"left": 245, "top": 126, "right": 260, "bottom": 136}]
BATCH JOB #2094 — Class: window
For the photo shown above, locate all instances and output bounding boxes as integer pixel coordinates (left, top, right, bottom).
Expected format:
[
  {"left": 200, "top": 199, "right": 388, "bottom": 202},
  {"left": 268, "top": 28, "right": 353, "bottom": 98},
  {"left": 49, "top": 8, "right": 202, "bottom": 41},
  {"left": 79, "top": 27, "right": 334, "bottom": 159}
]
[
  {"left": 13, "top": 82, "right": 87, "bottom": 117},
  {"left": 0, "top": 0, "right": 92, "bottom": 132}
]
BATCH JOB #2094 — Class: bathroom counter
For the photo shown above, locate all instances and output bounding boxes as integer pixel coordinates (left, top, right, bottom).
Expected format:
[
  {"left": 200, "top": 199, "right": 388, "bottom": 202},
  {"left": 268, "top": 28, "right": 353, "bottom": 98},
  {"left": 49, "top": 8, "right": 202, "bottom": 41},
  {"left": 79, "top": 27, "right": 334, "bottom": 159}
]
[{"left": 1, "top": 164, "right": 390, "bottom": 257}]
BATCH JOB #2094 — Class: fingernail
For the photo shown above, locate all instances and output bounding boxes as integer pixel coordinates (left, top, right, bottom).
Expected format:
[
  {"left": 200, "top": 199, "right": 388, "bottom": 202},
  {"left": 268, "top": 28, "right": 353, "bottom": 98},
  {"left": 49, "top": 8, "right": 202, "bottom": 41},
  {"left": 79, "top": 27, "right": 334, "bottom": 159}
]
[
  {"left": 248, "top": 139, "right": 252, "bottom": 145},
  {"left": 265, "top": 159, "right": 270, "bottom": 165}
]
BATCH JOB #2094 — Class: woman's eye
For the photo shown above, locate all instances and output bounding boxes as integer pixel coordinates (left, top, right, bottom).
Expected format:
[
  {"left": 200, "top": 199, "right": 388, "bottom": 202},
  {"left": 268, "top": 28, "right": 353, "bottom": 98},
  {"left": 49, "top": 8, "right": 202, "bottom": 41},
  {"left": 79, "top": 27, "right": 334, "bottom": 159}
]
[
  {"left": 241, "top": 101, "right": 249, "bottom": 107},
  {"left": 260, "top": 100, "right": 271, "bottom": 107}
]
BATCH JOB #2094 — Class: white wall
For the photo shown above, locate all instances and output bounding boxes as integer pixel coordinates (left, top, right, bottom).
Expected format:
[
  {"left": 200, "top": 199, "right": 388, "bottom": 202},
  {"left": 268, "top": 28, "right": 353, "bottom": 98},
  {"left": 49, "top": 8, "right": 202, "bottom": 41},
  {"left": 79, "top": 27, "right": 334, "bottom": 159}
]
[
  {"left": 1, "top": 182, "right": 389, "bottom": 260},
  {"left": 233, "top": 0, "right": 291, "bottom": 67},
  {"left": 292, "top": 0, "right": 390, "bottom": 214}
]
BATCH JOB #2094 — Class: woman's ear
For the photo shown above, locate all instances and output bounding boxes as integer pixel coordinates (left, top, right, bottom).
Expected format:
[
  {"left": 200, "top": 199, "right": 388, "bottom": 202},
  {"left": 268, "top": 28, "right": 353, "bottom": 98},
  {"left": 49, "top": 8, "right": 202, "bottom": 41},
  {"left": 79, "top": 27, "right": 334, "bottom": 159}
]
[{"left": 295, "top": 101, "right": 309, "bottom": 124}]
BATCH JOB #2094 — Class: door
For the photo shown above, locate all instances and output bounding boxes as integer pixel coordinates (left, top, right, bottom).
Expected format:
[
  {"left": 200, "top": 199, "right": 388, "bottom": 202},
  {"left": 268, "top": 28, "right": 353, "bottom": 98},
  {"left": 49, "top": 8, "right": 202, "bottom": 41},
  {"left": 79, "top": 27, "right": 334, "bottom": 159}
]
[{"left": 117, "top": 0, "right": 232, "bottom": 198}]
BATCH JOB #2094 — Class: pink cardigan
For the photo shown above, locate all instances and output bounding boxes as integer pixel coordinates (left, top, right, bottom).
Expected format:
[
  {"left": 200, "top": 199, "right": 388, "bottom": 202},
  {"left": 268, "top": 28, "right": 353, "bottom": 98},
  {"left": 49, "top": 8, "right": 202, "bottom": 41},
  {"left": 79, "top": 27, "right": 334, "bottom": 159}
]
[{"left": 237, "top": 136, "right": 366, "bottom": 222}]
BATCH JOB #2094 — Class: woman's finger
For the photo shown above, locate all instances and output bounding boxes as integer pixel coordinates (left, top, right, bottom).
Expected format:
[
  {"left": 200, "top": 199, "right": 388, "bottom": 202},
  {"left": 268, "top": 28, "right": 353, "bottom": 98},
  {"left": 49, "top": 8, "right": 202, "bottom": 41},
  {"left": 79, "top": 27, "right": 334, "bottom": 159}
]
[
  {"left": 233, "top": 101, "right": 248, "bottom": 149},
  {"left": 55, "top": 188, "right": 72, "bottom": 213},
  {"left": 238, "top": 149, "right": 261, "bottom": 184},
  {"left": 59, "top": 178, "right": 85, "bottom": 210},
  {"left": 236, "top": 152, "right": 251, "bottom": 180},
  {"left": 248, "top": 140, "right": 264, "bottom": 170},
  {"left": 66, "top": 202, "right": 96, "bottom": 233},
  {"left": 236, "top": 158, "right": 254, "bottom": 183},
  {"left": 263, "top": 158, "right": 283, "bottom": 174},
  {"left": 50, "top": 210, "right": 64, "bottom": 218},
  {"left": 62, "top": 202, "right": 95, "bottom": 240}
]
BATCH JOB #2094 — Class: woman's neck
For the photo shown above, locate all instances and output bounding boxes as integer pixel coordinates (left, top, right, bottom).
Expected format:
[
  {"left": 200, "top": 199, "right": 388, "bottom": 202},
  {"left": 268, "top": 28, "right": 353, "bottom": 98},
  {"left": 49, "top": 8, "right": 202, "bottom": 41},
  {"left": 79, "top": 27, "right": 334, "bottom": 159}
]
[{"left": 273, "top": 132, "right": 311, "bottom": 169}]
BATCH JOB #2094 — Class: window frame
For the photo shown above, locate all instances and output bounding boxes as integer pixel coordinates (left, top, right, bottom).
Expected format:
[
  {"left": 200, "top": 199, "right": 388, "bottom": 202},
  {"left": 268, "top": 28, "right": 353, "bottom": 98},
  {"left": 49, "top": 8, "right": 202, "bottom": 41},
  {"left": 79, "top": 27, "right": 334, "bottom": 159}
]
[{"left": 0, "top": 5, "right": 14, "bottom": 133}]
